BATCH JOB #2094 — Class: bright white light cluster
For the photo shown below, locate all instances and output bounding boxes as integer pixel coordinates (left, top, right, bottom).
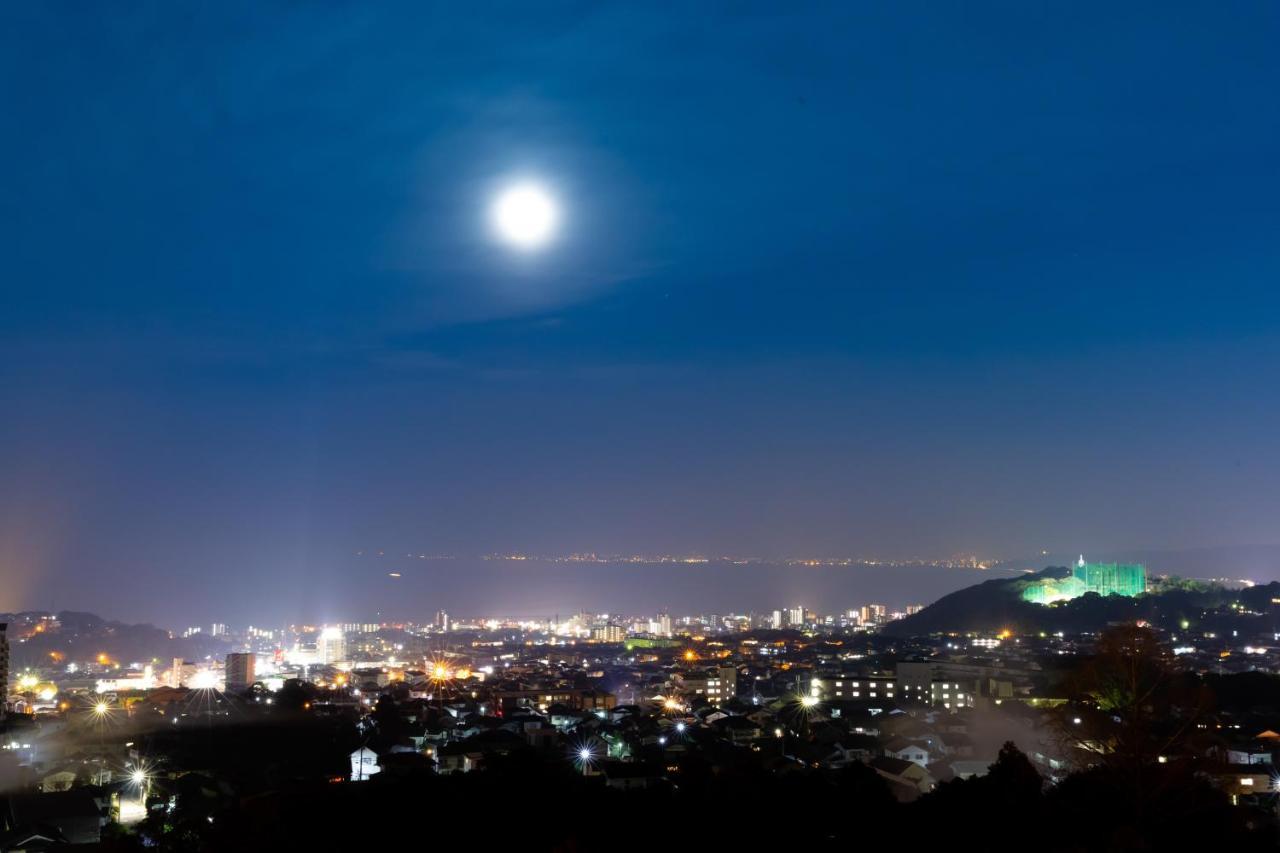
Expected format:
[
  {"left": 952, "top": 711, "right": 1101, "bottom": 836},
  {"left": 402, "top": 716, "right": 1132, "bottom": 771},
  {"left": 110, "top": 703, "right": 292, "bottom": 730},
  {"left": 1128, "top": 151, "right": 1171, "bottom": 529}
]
[{"left": 188, "top": 669, "right": 219, "bottom": 690}]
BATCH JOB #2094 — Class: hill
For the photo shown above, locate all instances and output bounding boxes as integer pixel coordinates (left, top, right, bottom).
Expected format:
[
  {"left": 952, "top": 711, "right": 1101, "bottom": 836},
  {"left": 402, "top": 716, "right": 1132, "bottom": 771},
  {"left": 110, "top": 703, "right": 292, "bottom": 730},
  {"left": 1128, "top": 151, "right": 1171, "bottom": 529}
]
[
  {"left": 880, "top": 568, "right": 1280, "bottom": 636},
  {"left": 0, "top": 610, "right": 231, "bottom": 667}
]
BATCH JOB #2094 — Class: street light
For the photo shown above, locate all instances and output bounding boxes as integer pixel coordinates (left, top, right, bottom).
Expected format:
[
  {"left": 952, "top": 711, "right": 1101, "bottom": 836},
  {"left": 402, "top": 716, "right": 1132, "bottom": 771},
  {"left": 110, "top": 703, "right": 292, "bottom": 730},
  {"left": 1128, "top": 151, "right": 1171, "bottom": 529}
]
[{"left": 573, "top": 743, "right": 596, "bottom": 773}]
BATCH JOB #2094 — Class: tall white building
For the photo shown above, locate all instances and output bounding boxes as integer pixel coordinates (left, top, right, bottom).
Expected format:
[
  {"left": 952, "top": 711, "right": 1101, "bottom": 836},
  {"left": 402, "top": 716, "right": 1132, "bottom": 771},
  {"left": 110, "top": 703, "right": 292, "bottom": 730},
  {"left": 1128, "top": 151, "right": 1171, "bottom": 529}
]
[{"left": 320, "top": 627, "right": 346, "bottom": 665}]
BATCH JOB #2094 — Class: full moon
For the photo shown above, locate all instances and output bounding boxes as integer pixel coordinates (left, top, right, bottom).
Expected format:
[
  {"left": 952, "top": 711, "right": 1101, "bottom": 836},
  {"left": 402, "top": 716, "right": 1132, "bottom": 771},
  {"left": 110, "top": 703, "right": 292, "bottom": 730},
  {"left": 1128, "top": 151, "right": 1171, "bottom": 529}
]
[{"left": 491, "top": 183, "right": 559, "bottom": 250}]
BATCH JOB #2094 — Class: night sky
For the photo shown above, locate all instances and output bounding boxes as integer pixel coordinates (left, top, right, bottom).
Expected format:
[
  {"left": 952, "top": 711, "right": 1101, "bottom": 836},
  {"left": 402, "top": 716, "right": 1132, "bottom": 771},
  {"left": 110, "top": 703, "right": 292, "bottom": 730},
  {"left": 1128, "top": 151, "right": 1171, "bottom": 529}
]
[{"left": 3, "top": 4, "right": 1279, "bottom": 625}]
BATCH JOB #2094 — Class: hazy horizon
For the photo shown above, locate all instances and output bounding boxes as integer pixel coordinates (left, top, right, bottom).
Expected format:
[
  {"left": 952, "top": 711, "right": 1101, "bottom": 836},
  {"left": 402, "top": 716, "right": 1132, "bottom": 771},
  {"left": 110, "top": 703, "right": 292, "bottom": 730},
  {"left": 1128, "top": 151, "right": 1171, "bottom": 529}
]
[{"left": 6, "top": 543, "right": 1278, "bottom": 628}]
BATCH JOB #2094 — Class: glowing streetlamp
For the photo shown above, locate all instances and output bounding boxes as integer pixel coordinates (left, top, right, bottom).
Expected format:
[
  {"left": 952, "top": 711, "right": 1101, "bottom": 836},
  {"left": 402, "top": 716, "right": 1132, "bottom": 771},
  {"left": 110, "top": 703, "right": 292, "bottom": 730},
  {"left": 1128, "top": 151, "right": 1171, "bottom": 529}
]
[
  {"left": 573, "top": 743, "right": 596, "bottom": 774},
  {"left": 426, "top": 658, "right": 452, "bottom": 714},
  {"left": 88, "top": 698, "right": 115, "bottom": 731},
  {"left": 124, "top": 762, "right": 153, "bottom": 817}
]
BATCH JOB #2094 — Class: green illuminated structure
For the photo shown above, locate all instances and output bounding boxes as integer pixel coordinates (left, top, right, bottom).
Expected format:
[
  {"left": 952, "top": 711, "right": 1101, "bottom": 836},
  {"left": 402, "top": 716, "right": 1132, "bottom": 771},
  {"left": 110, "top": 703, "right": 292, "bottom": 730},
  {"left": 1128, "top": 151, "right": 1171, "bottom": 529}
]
[
  {"left": 1021, "top": 556, "right": 1147, "bottom": 604},
  {"left": 1073, "top": 558, "right": 1146, "bottom": 597}
]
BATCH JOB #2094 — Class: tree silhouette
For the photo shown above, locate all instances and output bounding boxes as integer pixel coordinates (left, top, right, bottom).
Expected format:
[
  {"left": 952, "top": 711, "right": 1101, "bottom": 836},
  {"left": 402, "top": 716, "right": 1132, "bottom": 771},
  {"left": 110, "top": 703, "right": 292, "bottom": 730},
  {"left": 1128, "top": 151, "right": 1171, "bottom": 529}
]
[{"left": 1054, "top": 624, "right": 1213, "bottom": 825}]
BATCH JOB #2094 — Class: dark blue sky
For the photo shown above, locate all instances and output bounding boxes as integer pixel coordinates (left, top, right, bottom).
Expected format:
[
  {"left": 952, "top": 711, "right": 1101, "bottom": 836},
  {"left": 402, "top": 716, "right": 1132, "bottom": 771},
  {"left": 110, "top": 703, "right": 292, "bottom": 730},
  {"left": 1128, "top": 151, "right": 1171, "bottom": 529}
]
[{"left": 3, "top": 3, "right": 1279, "bottom": 624}]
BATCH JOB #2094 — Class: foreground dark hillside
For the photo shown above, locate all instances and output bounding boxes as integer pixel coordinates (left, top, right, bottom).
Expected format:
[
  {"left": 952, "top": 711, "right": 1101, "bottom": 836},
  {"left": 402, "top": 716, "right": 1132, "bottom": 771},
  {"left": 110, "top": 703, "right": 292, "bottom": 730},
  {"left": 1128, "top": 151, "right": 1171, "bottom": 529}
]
[{"left": 85, "top": 741, "right": 1271, "bottom": 852}]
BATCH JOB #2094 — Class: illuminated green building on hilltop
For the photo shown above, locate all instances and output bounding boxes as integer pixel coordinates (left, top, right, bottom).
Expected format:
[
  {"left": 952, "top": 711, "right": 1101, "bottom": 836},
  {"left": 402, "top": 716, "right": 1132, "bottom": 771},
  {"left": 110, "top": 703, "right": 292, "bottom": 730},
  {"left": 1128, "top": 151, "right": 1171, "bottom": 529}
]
[{"left": 1021, "top": 556, "right": 1147, "bottom": 604}]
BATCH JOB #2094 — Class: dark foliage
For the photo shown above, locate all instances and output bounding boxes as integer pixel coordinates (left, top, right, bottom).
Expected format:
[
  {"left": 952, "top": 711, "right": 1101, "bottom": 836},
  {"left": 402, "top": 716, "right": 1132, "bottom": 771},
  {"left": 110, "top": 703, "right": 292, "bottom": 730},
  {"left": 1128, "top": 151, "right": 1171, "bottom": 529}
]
[{"left": 91, "top": 729, "right": 1275, "bottom": 853}]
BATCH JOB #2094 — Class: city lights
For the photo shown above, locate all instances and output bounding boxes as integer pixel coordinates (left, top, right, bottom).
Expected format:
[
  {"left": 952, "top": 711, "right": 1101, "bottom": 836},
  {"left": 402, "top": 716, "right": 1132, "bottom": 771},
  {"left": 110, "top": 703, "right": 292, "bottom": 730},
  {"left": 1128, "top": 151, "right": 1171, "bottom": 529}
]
[{"left": 0, "top": 595, "right": 1268, "bottom": 847}]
